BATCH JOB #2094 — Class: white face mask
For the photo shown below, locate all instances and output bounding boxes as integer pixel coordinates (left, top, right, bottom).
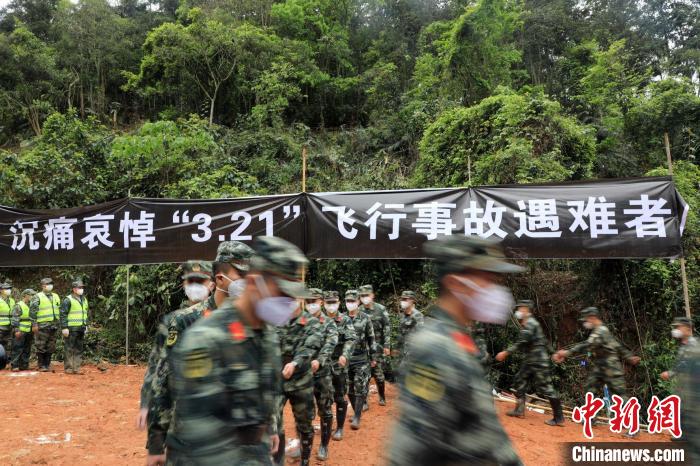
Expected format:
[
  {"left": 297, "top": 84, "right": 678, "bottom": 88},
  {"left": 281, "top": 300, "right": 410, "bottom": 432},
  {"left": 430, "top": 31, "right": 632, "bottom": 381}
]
[
  {"left": 452, "top": 276, "right": 514, "bottom": 325},
  {"left": 346, "top": 301, "right": 358, "bottom": 312},
  {"left": 185, "top": 283, "right": 209, "bottom": 303},
  {"left": 400, "top": 300, "right": 411, "bottom": 310},
  {"left": 671, "top": 328, "right": 684, "bottom": 339},
  {"left": 360, "top": 296, "right": 372, "bottom": 305},
  {"left": 217, "top": 275, "right": 246, "bottom": 299},
  {"left": 75, "top": 288, "right": 84, "bottom": 296},
  {"left": 253, "top": 276, "right": 297, "bottom": 326},
  {"left": 514, "top": 310, "right": 524, "bottom": 320},
  {"left": 307, "top": 302, "right": 321, "bottom": 315},
  {"left": 325, "top": 303, "right": 339, "bottom": 314},
  {"left": 583, "top": 321, "right": 594, "bottom": 330},
  {"left": 44, "top": 285, "right": 53, "bottom": 292},
  {"left": 2, "top": 289, "right": 11, "bottom": 296}
]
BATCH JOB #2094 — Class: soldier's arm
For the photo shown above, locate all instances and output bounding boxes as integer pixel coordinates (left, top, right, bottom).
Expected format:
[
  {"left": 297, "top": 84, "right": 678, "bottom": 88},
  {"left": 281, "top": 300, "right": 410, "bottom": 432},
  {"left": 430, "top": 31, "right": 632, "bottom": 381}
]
[
  {"left": 506, "top": 321, "right": 533, "bottom": 354},
  {"left": 29, "top": 297, "right": 39, "bottom": 323},
  {"left": 318, "top": 321, "right": 338, "bottom": 368},
  {"left": 341, "top": 317, "right": 357, "bottom": 360},
  {"left": 59, "top": 297, "right": 70, "bottom": 329},
  {"left": 568, "top": 330, "right": 597, "bottom": 357},
  {"left": 382, "top": 310, "right": 391, "bottom": 349},
  {"left": 367, "top": 318, "right": 379, "bottom": 360},
  {"left": 145, "top": 318, "right": 174, "bottom": 454},
  {"left": 294, "top": 318, "right": 323, "bottom": 369},
  {"left": 415, "top": 312, "right": 425, "bottom": 327},
  {"left": 610, "top": 333, "right": 634, "bottom": 361}
]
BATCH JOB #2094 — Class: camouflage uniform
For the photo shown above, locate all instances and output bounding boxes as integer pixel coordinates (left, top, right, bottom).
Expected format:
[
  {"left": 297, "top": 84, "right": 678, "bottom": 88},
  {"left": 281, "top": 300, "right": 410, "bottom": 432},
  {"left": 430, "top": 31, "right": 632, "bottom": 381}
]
[
  {"left": 346, "top": 289, "right": 377, "bottom": 429},
  {"left": 0, "top": 283, "right": 16, "bottom": 364},
  {"left": 568, "top": 308, "right": 634, "bottom": 398},
  {"left": 673, "top": 334, "right": 700, "bottom": 463},
  {"left": 59, "top": 280, "right": 89, "bottom": 374},
  {"left": 157, "top": 236, "right": 308, "bottom": 465},
  {"left": 30, "top": 278, "right": 61, "bottom": 371},
  {"left": 304, "top": 288, "right": 339, "bottom": 460},
  {"left": 321, "top": 290, "right": 357, "bottom": 441},
  {"left": 359, "top": 284, "right": 391, "bottom": 402},
  {"left": 275, "top": 310, "right": 322, "bottom": 466},
  {"left": 504, "top": 300, "right": 563, "bottom": 425},
  {"left": 395, "top": 291, "right": 424, "bottom": 361},
  {"left": 388, "top": 236, "right": 524, "bottom": 466},
  {"left": 10, "top": 289, "right": 35, "bottom": 370}
]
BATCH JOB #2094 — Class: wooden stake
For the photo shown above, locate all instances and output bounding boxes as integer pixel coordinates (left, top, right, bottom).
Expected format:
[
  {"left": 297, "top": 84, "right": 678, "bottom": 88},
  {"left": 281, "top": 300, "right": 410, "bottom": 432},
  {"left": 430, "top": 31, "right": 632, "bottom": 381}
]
[
  {"left": 664, "top": 132, "right": 692, "bottom": 319},
  {"left": 302, "top": 145, "right": 307, "bottom": 194}
]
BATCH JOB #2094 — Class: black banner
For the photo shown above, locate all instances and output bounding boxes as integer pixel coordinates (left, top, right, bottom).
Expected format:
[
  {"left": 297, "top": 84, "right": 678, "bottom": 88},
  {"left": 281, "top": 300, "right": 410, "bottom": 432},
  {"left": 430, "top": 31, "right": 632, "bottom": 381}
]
[{"left": 0, "top": 177, "right": 688, "bottom": 266}]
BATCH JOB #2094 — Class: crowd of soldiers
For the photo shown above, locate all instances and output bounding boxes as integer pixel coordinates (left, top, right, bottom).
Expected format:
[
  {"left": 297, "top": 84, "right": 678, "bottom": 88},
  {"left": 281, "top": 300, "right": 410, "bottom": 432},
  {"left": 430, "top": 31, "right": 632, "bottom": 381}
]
[{"left": 0, "top": 277, "right": 89, "bottom": 374}]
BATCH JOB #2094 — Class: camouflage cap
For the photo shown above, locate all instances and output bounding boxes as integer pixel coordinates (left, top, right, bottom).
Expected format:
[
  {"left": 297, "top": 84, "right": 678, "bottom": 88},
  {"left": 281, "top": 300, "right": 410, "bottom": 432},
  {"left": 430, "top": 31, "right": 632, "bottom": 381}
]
[
  {"left": 400, "top": 290, "right": 416, "bottom": 300},
  {"left": 359, "top": 285, "right": 374, "bottom": 295},
  {"left": 21, "top": 289, "right": 36, "bottom": 297},
  {"left": 0, "top": 282, "right": 11, "bottom": 290},
  {"left": 345, "top": 289, "right": 359, "bottom": 301},
  {"left": 215, "top": 241, "right": 255, "bottom": 272},
  {"left": 308, "top": 288, "right": 324, "bottom": 299},
  {"left": 515, "top": 299, "right": 535, "bottom": 309},
  {"left": 250, "top": 236, "right": 311, "bottom": 298},
  {"left": 323, "top": 290, "right": 339, "bottom": 301},
  {"left": 180, "top": 260, "right": 213, "bottom": 280},
  {"left": 424, "top": 236, "right": 525, "bottom": 277},
  {"left": 71, "top": 279, "right": 85, "bottom": 288},
  {"left": 579, "top": 306, "right": 599, "bottom": 320},
  {"left": 40, "top": 278, "right": 53, "bottom": 285},
  {"left": 672, "top": 317, "right": 693, "bottom": 328}
]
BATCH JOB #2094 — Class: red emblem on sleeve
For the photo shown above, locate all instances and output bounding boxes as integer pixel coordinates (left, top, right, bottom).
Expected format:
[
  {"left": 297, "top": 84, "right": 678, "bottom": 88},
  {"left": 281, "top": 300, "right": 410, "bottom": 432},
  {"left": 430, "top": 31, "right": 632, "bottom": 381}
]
[
  {"left": 228, "top": 321, "right": 246, "bottom": 341},
  {"left": 451, "top": 331, "right": 478, "bottom": 355}
]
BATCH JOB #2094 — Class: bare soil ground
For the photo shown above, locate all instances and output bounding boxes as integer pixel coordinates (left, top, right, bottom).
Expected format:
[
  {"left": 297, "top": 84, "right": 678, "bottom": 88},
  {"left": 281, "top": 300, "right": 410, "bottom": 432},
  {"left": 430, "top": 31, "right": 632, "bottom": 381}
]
[{"left": 0, "top": 364, "right": 670, "bottom": 465}]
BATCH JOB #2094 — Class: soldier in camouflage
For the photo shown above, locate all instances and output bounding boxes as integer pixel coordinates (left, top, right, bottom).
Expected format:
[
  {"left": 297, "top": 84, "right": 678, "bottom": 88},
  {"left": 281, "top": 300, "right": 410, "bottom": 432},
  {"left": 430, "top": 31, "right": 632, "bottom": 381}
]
[
  {"left": 661, "top": 317, "right": 697, "bottom": 382},
  {"left": 388, "top": 236, "right": 524, "bottom": 466},
  {"left": 0, "top": 282, "right": 15, "bottom": 366},
  {"left": 359, "top": 284, "right": 391, "bottom": 407},
  {"left": 156, "top": 236, "right": 309, "bottom": 466},
  {"left": 145, "top": 241, "right": 253, "bottom": 464},
  {"left": 10, "top": 289, "right": 35, "bottom": 371},
  {"left": 323, "top": 290, "right": 357, "bottom": 441},
  {"left": 345, "top": 289, "right": 377, "bottom": 430},
  {"left": 274, "top": 295, "right": 323, "bottom": 466},
  {"left": 553, "top": 307, "right": 640, "bottom": 399},
  {"left": 496, "top": 300, "right": 564, "bottom": 426},
  {"left": 394, "top": 290, "right": 424, "bottom": 364},
  {"left": 30, "top": 278, "right": 61, "bottom": 371},
  {"left": 305, "top": 288, "right": 338, "bottom": 461}
]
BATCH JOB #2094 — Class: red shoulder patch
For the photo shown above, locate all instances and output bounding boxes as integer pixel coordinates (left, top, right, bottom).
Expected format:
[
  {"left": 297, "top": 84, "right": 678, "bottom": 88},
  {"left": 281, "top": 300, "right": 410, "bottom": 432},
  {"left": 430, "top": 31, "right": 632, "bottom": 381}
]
[
  {"left": 228, "top": 321, "right": 246, "bottom": 341},
  {"left": 299, "top": 316, "right": 307, "bottom": 326},
  {"left": 451, "top": 331, "right": 478, "bottom": 355},
  {"left": 319, "top": 315, "right": 325, "bottom": 323},
  {"left": 203, "top": 307, "right": 212, "bottom": 318}
]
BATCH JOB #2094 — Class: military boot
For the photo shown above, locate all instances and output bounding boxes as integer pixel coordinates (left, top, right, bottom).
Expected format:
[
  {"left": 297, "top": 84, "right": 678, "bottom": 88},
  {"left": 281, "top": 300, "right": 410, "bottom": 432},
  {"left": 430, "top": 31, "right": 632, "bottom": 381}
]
[
  {"left": 272, "top": 432, "right": 285, "bottom": 466},
  {"left": 333, "top": 401, "right": 347, "bottom": 441},
  {"left": 506, "top": 396, "right": 526, "bottom": 418},
  {"left": 378, "top": 381, "right": 386, "bottom": 406},
  {"left": 351, "top": 396, "right": 364, "bottom": 430},
  {"left": 545, "top": 397, "right": 565, "bottom": 426},
  {"left": 38, "top": 354, "right": 49, "bottom": 372},
  {"left": 300, "top": 431, "right": 313, "bottom": 466},
  {"left": 317, "top": 416, "right": 332, "bottom": 460}
]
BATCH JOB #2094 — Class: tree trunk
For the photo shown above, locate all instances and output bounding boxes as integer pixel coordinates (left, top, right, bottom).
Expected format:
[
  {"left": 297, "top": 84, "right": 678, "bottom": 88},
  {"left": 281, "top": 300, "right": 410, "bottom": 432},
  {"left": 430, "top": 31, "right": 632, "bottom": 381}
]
[{"left": 209, "top": 84, "right": 219, "bottom": 125}]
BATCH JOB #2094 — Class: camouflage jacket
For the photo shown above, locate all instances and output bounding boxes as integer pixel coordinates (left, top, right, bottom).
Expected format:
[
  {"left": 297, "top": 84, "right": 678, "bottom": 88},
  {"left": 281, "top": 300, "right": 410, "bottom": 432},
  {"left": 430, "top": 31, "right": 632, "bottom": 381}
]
[
  {"left": 59, "top": 295, "right": 88, "bottom": 329},
  {"left": 668, "top": 336, "right": 698, "bottom": 379},
  {"left": 277, "top": 311, "right": 322, "bottom": 391},
  {"left": 314, "top": 313, "right": 339, "bottom": 377},
  {"left": 348, "top": 310, "right": 377, "bottom": 366},
  {"left": 674, "top": 339, "right": 700, "bottom": 461},
  {"left": 396, "top": 309, "right": 424, "bottom": 358},
  {"left": 329, "top": 313, "right": 357, "bottom": 373},
  {"left": 163, "top": 303, "right": 281, "bottom": 457},
  {"left": 145, "top": 295, "right": 216, "bottom": 454},
  {"left": 363, "top": 301, "right": 391, "bottom": 350},
  {"left": 506, "top": 316, "right": 551, "bottom": 365},
  {"left": 388, "top": 306, "right": 522, "bottom": 466},
  {"left": 569, "top": 324, "right": 633, "bottom": 369}
]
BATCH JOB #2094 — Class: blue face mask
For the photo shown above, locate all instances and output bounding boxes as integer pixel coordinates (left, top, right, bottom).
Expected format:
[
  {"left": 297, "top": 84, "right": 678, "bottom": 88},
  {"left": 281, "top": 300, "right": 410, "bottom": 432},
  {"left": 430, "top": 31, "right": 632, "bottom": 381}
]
[{"left": 254, "top": 276, "right": 298, "bottom": 326}]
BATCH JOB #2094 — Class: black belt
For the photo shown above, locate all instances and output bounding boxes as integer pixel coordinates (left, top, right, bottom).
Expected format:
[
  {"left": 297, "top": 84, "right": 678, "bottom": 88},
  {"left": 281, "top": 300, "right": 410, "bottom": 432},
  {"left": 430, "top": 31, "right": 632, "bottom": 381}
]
[{"left": 235, "top": 425, "right": 266, "bottom": 445}]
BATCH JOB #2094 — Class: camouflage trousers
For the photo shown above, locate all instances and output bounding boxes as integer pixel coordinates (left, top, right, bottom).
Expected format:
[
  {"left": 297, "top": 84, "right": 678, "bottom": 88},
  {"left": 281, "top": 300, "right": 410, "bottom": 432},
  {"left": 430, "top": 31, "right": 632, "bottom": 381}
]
[
  {"left": 35, "top": 324, "right": 57, "bottom": 356},
  {"left": 167, "top": 443, "right": 272, "bottom": 466},
  {"left": 331, "top": 367, "right": 348, "bottom": 404},
  {"left": 279, "top": 385, "right": 316, "bottom": 436},
  {"left": 0, "top": 326, "right": 13, "bottom": 363},
  {"left": 585, "top": 364, "right": 627, "bottom": 398},
  {"left": 11, "top": 331, "right": 32, "bottom": 370},
  {"left": 313, "top": 372, "right": 335, "bottom": 420},
  {"left": 513, "top": 361, "right": 557, "bottom": 398},
  {"left": 348, "top": 362, "right": 371, "bottom": 398},
  {"left": 64, "top": 327, "right": 85, "bottom": 372},
  {"left": 370, "top": 354, "right": 385, "bottom": 383}
]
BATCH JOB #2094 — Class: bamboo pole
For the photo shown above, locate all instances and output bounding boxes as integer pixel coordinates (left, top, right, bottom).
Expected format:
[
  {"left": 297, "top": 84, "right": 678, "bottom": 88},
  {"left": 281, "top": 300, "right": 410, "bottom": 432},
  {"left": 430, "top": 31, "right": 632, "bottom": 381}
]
[{"left": 301, "top": 145, "right": 307, "bottom": 283}]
